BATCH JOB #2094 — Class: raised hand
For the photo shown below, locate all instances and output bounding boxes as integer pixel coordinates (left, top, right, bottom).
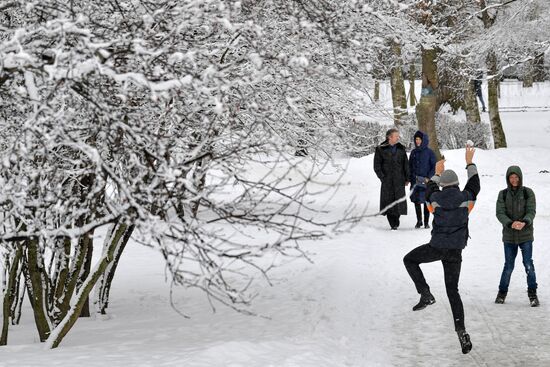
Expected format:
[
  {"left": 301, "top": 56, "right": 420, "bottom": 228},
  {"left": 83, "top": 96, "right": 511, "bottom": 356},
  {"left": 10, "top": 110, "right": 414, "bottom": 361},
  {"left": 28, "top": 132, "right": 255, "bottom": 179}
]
[
  {"left": 465, "top": 145, "right": 475, "bottom": 165},
  {"left": 435, "top": 159, "right": 446, "bottom": 176}
]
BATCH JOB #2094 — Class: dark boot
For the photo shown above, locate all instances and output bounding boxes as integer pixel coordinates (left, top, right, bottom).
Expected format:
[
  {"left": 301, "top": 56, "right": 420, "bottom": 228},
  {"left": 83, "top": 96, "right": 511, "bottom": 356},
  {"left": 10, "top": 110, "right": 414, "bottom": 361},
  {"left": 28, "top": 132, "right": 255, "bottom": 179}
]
[
  {"left": 412, "top": 292, "right": 435, "bottom": 311},
  {"left": 528, "top": 288, "right": 540, "bottom": 307},
  {"left": 457, "top": 329, "right": 473, "bottom": 354},
  {"left": 387, "top": 215, "right": 399, "bottom": 230},
  {"left": 495, "top": 291, "right": 507, "bottom": 304},
  {"left": 414, "top": 204, "right": 422, "bottom": 228}
]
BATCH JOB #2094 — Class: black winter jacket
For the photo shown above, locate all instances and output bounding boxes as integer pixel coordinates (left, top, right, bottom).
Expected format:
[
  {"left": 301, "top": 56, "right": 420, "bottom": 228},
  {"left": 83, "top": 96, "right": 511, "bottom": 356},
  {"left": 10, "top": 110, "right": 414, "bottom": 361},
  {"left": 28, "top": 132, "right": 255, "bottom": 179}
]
[{"left": 426, "top": 164, "right": 480, "bottom": 249}]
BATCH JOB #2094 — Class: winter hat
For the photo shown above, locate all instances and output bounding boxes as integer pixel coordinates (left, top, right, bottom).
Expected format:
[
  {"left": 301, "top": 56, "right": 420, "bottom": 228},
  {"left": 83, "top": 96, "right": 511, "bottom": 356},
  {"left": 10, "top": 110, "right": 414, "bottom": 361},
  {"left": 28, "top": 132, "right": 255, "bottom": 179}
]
[
  {"left": 440, "top": 169, "right": 459, "bottom": 187},
  {"left": 414, "top": 131, "right": 424, "bottom": 140}
]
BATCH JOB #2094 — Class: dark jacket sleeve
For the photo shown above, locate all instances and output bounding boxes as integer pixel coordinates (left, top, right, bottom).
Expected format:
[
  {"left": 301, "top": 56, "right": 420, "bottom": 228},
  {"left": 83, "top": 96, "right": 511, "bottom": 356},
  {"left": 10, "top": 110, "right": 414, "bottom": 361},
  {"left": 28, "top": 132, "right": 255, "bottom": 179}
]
[
  {"left": 426, "top": 177, "right": 440, "bottom": 202},
  {"left": 496, "top": 190, "right": 513, "bottom": 227},
  {"left": 409, "top": 150, "right": 415, "bottom": 183},
  {"left": 522, "top": 188, "right": 536, "bottom": 225},
  {"left": 373, "top": 146, "right": 384, "bottom": 180},
  {"left": 464, "top": 164, "right": 480, "bottom": 200}
]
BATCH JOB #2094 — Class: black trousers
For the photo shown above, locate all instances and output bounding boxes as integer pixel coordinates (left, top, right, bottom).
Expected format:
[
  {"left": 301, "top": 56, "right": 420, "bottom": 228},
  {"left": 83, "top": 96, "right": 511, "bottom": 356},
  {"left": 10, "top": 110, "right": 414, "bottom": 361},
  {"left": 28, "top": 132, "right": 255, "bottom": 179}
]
[
  {"left": 403, "top": 244, "right": 465, "bottom": 331},
  {"left": 414, "top": 203, "right": 430, "bottom": 225},
  {"left": 387, "top": 214, "right": 400, "bottom": 228}
]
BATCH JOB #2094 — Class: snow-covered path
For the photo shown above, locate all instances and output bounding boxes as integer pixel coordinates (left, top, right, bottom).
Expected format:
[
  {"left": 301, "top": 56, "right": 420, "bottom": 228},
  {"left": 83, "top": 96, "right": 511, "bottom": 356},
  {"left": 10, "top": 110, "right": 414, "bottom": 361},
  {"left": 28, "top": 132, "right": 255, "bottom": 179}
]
[
  {"left": 1, "top": 84, "right": 550, "bottom": 366},
  {"left": 317, "top": 137, "right": 550, "bottom": 366}
]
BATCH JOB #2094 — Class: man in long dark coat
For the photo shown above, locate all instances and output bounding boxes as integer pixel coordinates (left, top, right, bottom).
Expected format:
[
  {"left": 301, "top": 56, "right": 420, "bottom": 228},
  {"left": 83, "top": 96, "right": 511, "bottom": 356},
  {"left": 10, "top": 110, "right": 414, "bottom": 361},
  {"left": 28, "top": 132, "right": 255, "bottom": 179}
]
[{"left": 373, "top": 128, "right": 409, "bottom": 230}]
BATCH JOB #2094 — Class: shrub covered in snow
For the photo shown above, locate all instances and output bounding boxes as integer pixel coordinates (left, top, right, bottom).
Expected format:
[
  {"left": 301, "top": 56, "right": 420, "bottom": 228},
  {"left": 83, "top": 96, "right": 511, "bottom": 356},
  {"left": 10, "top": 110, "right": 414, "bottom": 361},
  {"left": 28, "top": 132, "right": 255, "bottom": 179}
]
[
  {"left": 434, "top": 111, "right": 492, "bottom": 150},
  {"left": 339, "top": 111, "right": 490, "bottom": 158}
]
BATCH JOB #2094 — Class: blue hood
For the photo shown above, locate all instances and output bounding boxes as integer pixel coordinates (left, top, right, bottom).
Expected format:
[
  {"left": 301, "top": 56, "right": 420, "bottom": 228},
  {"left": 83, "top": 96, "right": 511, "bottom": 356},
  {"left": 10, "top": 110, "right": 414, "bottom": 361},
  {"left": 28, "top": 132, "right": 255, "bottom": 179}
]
[{"left": 413, "top": 130, "right": 429, "bottom": 150}]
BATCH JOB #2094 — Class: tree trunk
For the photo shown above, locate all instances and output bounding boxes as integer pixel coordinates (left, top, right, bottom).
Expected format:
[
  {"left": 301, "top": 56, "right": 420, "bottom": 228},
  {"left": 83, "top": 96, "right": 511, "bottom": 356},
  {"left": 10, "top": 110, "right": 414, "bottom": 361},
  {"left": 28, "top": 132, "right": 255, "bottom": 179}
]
[
  {"left": 464, "top": 78, "right": 481, "bottom": 124},
  {"left": 374, "top": 80, "right": 380, "bottom": 102},
  {"left": 1, "top": 245, "right": 22, "bottom": 345},
  {"left": 534, "top": 53, "right": 546, "bottom": 82},
  {"left": 77, "top": 232, "right": 94, "bottom": 318},
  {"left": 479, "top": 1, "right": 507, "bottom": 148},
  {"left": 55, "top": 236, "right": 89, "bottom": 325},
  {"left": 96, "top": 225, "right": 134, "bottom": 315},
  {"left": 487, "top": 51, "right": 507, "bottom": 149},
  {"left": 52, "top": 238, "right": 70, "bottom": 311},
  {"left": 416, "top": 47, "right": 442, "bottom": 160},
  {"left": 479, "top": 0, "right": 495, "bottom": 28},
  {"left": 389, "top": 39, "right": 407, "bottom": 126},
  {"left": 76, "top": 172, "right": 101, "bottom": 318},
  {"left": 409, "top": 64, "right": 416, "bottom": 107},
  {"left": 464, "top": 78, "right": 486, "bottom": 149},
  {"left": 416, "top": 96, "right": 442, "bottom": 160},
  {"left": 11, "top": 279, "right": 24, "bottom": 325},
  {"left": 23, "top": 238, "right": 51, "bottom": 342},
  {"left": 46, "top": 222, "right": 131, "bottom": 349},
  {"left": 523, "top": 59, "right": 534, "bottom": 88}
]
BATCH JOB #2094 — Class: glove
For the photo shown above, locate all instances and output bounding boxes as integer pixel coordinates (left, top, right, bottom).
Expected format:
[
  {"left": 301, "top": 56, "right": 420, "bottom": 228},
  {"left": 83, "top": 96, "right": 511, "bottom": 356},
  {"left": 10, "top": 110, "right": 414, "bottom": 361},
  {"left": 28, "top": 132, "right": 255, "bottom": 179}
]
[{"left": 415, "top": 176, "right": 427, "bottom": 188}]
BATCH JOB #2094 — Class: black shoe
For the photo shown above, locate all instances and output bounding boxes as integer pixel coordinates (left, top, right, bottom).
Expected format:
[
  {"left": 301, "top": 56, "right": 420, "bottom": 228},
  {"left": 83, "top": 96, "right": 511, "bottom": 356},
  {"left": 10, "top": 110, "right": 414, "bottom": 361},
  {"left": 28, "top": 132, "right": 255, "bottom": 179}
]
[
  {"left": 391, "top": 227, "right": 398, "bottom": 231},
  {"left": 495, "top": 291, "right": 507, "bottom": 304},
  {"left": 415, "top": 221, "right": 422, "bottom": 229},
  {"left": 528, "top": 289, "right": 540, "bottom": 307},
  {"left": 412, "top": 293, "right": 435, "bottom": 311},
  {"left": 424, "top": 223, "right": 430, "bottom": 229},
  {"left": 457, "top": 329, "right": 473, "bottom": 354},
  {"left": 482, "top": 108, "right": 486, "bottom": 112}
]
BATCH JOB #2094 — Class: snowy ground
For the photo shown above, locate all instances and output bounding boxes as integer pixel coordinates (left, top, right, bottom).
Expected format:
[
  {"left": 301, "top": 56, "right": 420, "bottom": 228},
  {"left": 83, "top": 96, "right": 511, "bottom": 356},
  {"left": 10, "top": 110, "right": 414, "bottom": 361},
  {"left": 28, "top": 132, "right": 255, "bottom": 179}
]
[
  {"left": 377, "top": 79, "right": 550, "bottom": 112},
  {"left": 1, "top": 82, "right": 550, "bottom": 366}
]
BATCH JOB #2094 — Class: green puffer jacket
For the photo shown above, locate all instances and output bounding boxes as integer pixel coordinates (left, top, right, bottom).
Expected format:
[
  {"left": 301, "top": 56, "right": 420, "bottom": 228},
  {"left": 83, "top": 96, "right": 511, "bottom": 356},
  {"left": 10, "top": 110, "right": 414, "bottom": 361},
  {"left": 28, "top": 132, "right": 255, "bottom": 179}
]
[{"left": 496, "top": 166, "right": 536, "bottom": 244}]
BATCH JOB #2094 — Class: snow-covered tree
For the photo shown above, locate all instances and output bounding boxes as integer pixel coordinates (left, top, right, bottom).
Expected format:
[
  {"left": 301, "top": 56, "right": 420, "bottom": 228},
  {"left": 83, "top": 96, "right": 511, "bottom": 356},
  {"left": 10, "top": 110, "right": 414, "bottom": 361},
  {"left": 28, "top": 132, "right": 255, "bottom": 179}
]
[{"left": 0, "top": 0, "right": 386, "bottom": 348}]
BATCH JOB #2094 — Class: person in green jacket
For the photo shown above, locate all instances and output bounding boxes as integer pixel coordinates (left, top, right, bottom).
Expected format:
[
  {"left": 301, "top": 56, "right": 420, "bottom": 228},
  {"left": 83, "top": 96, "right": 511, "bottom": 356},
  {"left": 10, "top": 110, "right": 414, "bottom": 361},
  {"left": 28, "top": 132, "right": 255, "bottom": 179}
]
[{"left": 495, "top": 166, "right": 539, "bottom": 306}]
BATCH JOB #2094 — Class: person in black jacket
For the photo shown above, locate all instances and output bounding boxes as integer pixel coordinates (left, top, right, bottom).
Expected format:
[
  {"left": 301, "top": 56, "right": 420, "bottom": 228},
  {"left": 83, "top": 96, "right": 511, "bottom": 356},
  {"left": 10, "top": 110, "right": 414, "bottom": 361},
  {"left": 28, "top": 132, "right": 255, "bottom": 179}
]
[
  {"left": 373, "top": 128, "right": 409, "bottom": 230},
  {"left": 403, "top": 146, "right": 480, "bottom": 354}
]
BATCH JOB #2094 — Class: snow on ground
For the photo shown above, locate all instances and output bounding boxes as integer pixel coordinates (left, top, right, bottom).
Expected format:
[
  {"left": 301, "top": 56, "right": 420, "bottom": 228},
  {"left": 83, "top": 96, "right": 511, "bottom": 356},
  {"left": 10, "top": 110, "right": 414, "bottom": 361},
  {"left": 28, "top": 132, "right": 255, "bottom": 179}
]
[
  {"left": 1, "top": 83, "right": 550, "bottom": 367},
  {"left": 369, "top": 80, "right": 550, "bottom": 124},
  {"left": 377, "top": 80, "right": 550, "bottom": 111}
]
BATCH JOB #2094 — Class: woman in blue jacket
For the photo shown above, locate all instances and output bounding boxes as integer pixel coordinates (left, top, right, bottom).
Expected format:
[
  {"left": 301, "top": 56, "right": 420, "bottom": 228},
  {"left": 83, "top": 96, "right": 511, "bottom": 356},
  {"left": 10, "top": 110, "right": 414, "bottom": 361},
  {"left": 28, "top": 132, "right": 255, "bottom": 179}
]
[{"left": 409, "top": 131, "right": 436, "bottom": 228}]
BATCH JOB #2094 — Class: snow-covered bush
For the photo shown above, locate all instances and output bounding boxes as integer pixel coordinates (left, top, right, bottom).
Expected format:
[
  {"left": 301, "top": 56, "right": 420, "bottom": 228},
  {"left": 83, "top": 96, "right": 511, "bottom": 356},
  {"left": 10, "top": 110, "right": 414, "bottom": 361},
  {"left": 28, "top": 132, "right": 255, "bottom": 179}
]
[
  {"left": 435, "top": 113, "right": 491, "bottom": 150},
  {"left": 339, "top": 110, "right": 490, "bottom": 158},
  {"left": 337, "top": 113, "right": 418, "bottom": 157},
  {"left": 0, "top": 0, "right": 386, "bottom": 348},
  {"left": 336, "top": 120, "right": 391, "bottom": 157}
]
